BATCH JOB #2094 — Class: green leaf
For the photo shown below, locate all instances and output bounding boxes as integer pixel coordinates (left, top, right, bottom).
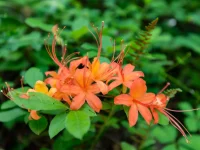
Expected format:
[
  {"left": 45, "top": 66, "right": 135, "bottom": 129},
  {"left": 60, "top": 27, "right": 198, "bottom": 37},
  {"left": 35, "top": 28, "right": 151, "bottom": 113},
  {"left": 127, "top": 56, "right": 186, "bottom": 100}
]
[
  {"left": 178, "top": 134, "right": 200, "bottom": 149},
  {"left": 99, "top": 56, "right": 111, "bottom": 63},
  {"left": 49, "top": 113, "right": 66, "bottom": 139},
  {"left": 121, "top": 142, "right": 136, "bottom": 150},
  {"left": 0, "top": 108, "right": 27, "bottom": 122},
  {"left": 163, "top": 144, "right": 177, "bottom": 150},
  {"left": 71, "top": 26, "right": 88, "bottom": 40},
  {"left": 151, "top": 126, "right": 177, "bottom": 144},
  {"left": 158, "top": 111, "right": 169, "bottom": 125},
  {"left": 102, "top": 35, "right": 112, "bottom": 50},
  {"left": 29, "top": 116, "right": 48, "bottom": 135},
  {"left": 65, "top": 110, "right": 90, "bottom": 139},
  {"left": 178, "top": 102, "right": 195, "bottom": 117},
  {"left": 24, "top": 67, "right": 44, "bottom": 87},
  {"left": 10, "top": 91, "right": 67, "bottom": 111},
  {"left": 72, "top": 18, "right": 89, "bottom": 30},
  {"left": 1, "top": 100, "right": 16, "bottom": 110},
  {"left": 80, "top": 104, "right": 96, "bottom": 117},
  {"left": 184, "top": 117, "right": 198, "bottom": 132},
  {"left": 25, "top": 18, "right": 53, "bottom": 32}
]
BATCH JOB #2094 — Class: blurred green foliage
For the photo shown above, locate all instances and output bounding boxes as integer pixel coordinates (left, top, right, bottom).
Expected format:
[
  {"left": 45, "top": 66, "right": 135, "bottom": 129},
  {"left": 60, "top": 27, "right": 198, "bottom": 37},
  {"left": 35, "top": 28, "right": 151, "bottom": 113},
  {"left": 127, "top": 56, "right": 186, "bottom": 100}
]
[{"left": 0, "top": 0, "right": 200, "bottom": 149}]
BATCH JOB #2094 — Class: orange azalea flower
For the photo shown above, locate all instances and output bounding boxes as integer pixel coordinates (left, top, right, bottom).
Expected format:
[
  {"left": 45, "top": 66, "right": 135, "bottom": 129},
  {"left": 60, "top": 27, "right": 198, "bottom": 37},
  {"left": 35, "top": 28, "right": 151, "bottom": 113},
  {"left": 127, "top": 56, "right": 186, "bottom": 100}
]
[
  {"left": 66, "top": 68, "right": 102, "bottom": 112},
  {"left": 90, "top": 57, "right": 118, "bottom": 95},
  {"left": 150, "top": 93, "right": 190, "bottom": 143},
  {"left": 114, "top": 78, "right": 155, "bottom": 126},
  {"left": 45, "top": 56, "right": 90, "bottom": 104},
  {"left": 109, "top": 64, "right": 144, "bottom": 91},
  {"left": 27, "top": 81, "right": 57, "bottom": 120}
]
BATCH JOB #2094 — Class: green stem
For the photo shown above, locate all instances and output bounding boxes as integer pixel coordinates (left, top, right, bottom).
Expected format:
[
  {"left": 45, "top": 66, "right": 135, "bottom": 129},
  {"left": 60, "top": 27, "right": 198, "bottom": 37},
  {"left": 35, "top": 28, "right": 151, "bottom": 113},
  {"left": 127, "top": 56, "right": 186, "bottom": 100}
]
[{"left": 90, "top": 105, "right": 117, "bottom": 150}]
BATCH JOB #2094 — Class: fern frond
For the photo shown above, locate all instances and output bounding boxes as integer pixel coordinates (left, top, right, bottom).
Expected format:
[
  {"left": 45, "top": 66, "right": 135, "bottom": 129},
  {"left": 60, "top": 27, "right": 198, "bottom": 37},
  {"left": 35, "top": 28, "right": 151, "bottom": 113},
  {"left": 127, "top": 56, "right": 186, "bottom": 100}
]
[
  {"left": 129, "top": 18, "right": 158, "bottom": 58},
  {"left": 164, "top": 88, "right": 182, "bottom": 98}
]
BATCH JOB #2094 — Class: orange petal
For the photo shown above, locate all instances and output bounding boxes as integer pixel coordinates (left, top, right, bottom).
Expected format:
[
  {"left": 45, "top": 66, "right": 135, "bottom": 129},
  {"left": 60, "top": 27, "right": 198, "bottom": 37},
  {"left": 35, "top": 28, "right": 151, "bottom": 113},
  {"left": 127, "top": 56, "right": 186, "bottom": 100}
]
[
  {"left": 137, "top": 93, "right": 155, "bottom": 104},
  {"left": 70, "top": 93, "right": 86, "bottom": 110},
  {"left": 151, "top": 108, "right": 159, "bottom": 124},
  {"left": 70, "top": 56, "right": 89, "bottom": 74},
  {"left": 137, "top": 104, "right": 152, "bottom": 125},
  {"left": 85, "top": 92, "right": 102, "bottom": 113},
  {"left": 128, "top": 103, "right": 138, "bottom": 127},
  {"left": 98, "top": 63, "right": 109, "bottom": 76},
  {"left": 34, "top": 81, "right": 48, "bottom": 94},
  {"left": 45, "top": 71, "right": 58, "bottom": 77},
  {"left": 108, "top": 80, "right": 122, "bottom": 91},
  {"left": 30, "top": 110, "right": 41, "bottom": 120},
  {"left": 63, "top": 94, "right": 71, "bottom": 105},
  {"left": 123, "top": 81, "right": 133, "bottom": 88},
  {"left": 114, "top": 94, "right": 133, "bottom": 106},
  {"left": 74, "top": 68, "right": 92, "bottom": 88},
  {"left": 129, "top": 78, "right": 147, "bottom": 99},
  {"left": 45, "top": 78, "right": 57, "bottom": 88},
  {"left": 124, "top": 71, "right": 144, "bottom": 82},
  {"left": 123, "top": 64, "right": 135, "bottom": 74},
  {"left": 96, "top": 80, "right": 108, "bottom": 95},
  {"left": 88, "top": 84, "right": 100, "bottom": 94}
]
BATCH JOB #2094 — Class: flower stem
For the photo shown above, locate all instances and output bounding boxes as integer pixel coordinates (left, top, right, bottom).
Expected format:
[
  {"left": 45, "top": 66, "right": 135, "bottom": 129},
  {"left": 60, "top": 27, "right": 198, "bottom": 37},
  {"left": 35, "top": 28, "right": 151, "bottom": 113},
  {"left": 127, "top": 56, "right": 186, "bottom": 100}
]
[{"left": 90, "top": 105, "right": 117, "bottom": 150}]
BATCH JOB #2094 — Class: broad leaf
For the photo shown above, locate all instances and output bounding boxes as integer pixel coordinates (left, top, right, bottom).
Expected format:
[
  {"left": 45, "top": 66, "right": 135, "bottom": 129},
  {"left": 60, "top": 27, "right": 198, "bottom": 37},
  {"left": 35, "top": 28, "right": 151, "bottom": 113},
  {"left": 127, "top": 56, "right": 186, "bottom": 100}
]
[
  {"left": 25, "top": 18, "right": 53, "bottom": 32},
  {"left": 24, "top": 67, "right": 44, "bottom": 87},
  {"left": 10, "top": 91, "right": 67, "bottom": 111},
  {"left": 65, "top": 110, "right": 90, "bottom": 139},
  {"left": 29, "top": 116, "right": 48, "bottom": 135},
  {"left": 49, "top": 113, "right": 66, "bottom": 139}
]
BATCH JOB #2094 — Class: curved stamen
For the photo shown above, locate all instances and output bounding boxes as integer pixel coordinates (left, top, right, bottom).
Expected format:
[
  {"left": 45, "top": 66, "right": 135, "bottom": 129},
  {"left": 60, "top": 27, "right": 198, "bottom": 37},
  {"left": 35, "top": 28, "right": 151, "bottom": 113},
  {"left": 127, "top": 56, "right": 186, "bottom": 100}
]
[
  {"left": 165, "top": 107, "right": 200, "bottom": 112},
  {"left": 161, "top": 110, "right": 190, "bottom": 143}
]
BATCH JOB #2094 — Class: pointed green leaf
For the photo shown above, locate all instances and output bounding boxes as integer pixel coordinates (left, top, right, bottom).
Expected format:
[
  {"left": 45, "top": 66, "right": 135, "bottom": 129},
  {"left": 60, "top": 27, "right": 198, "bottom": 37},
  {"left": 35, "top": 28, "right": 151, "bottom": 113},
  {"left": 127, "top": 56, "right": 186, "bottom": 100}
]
[
  {"left": 49, "top": 113, "right": 66, "bottom": 139},
  {"left": 29, "top": 116, "right": 48, "bottom": 135},
  {"left": 10, "top": 91, "right": 67, "bottom": 111},
  {"left": 65, "top": 110, "right": 90, "bottom": 139},
  {"left": 24, "top": 67, "right": 44, "bottom": 87}
]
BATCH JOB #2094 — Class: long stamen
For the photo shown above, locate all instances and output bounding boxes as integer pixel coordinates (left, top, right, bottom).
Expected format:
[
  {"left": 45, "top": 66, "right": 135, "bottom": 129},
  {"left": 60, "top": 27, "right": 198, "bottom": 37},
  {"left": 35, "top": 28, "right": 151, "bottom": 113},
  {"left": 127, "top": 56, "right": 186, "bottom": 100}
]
[
  {"left": 88, "top": 27, "right": 99, "bottom": 46},
  {"left": 161, "top": 110, "right": 190, "bottom": 143},
  {"left": 158, "top": 82, "right": 170, "bottom": 94},
  {"left": 97, "top": 21, "right": 104, "bottom": 58},
  {"left": 165, "top": 107, "right": 200, "bottom": 112},
  {"left": 111, "top": 39, "right": 116, "bottom": 62},
  {"left": 20, "top": 76, "right": 25, "bottom": 92}
]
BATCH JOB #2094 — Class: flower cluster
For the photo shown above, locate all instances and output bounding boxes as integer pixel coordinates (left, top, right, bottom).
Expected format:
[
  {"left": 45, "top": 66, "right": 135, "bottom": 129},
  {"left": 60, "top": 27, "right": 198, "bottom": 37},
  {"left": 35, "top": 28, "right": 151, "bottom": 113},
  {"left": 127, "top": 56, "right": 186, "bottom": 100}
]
[{"left": 3, "top": 23, "right": 190, "bottom": 142}]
